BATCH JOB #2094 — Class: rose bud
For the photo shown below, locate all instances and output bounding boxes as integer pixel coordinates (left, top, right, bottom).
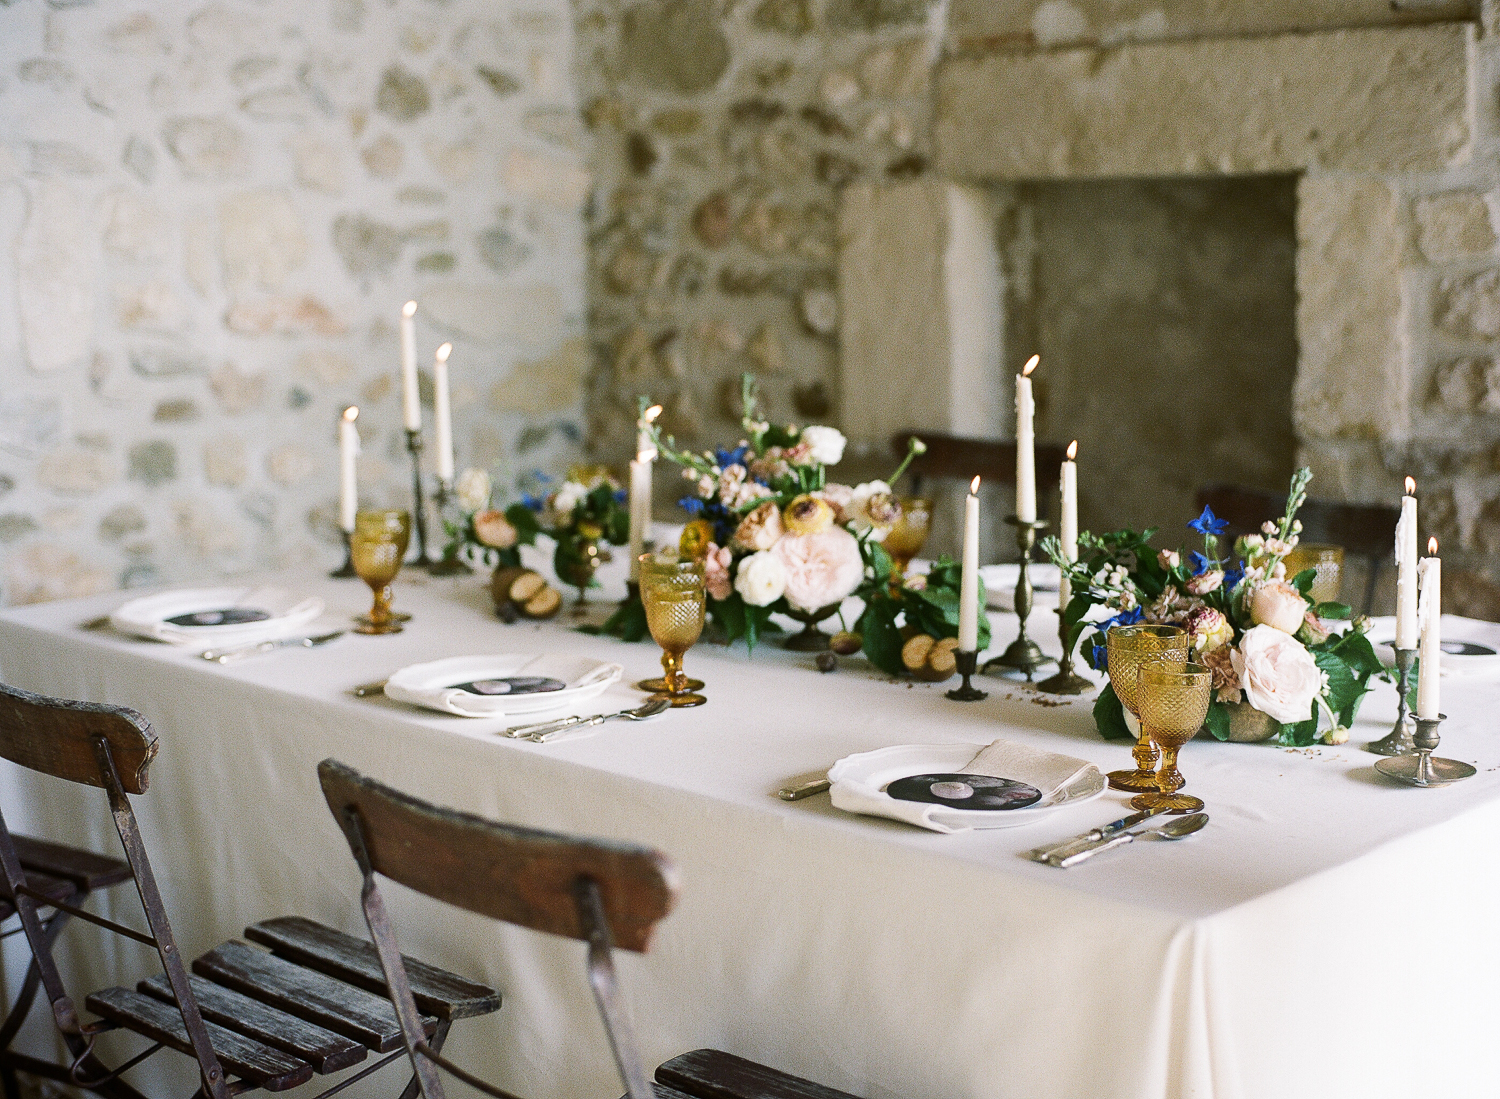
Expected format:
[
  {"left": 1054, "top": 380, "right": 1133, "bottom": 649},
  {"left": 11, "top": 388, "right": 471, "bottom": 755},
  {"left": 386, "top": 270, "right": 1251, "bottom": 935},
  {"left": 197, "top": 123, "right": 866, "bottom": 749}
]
[{"left": 474, "top": 510, "right": 518, "bottom": 549}]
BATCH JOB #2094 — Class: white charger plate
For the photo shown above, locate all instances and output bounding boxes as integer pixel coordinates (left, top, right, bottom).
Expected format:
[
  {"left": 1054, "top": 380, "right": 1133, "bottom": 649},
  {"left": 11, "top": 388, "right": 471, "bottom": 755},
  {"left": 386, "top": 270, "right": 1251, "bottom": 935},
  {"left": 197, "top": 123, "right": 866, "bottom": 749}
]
[
  {"left": 828, "top": 742, "right": 1105, "bottom": 831},
  {"left": 1365, "top": 615, "right": 1500, "bottom": 678},
  {"left": 382, "top": 654, "right": 623, "bottom": 717},
  {"left": 110, "top": 587, "right": 325, "bottom": 646}
]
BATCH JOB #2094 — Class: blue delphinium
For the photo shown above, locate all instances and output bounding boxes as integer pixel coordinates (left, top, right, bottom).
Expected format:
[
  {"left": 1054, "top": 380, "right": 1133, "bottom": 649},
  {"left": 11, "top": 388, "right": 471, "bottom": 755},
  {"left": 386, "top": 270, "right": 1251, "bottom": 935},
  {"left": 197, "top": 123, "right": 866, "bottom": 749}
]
[
  {"left": 1188, "top": 550, "right": 1214, "bottom": 576},
  {"left": 1188, "top": 506, "right": 1228, "bottom": 537}
]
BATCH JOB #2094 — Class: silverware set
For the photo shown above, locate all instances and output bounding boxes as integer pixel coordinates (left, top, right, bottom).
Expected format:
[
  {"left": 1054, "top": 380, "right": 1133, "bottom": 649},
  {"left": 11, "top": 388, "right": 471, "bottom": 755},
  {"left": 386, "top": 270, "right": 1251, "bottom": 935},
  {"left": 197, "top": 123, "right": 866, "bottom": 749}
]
[
  {"left": 1028, "top": 809, "right": 1208, "bottom": 867},
  {"left": 200, "top": 631, "right": 345, "bottom": 663},
  {"left": 502, "top": 699, "right": 670, "bottom": 743}
]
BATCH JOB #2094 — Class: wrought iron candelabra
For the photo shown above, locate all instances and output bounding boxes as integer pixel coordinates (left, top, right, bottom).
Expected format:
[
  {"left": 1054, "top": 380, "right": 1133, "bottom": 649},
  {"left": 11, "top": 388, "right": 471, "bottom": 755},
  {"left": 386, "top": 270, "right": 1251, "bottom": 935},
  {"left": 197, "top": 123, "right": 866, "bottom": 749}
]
[{"left": 983, "top": 517, "right": 1055, "bottom": 681}]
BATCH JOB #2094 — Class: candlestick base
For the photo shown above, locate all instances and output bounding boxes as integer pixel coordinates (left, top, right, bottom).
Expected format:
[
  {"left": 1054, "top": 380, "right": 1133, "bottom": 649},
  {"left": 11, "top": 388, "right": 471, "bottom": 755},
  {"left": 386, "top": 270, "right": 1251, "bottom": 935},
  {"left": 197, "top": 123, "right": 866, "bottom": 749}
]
[
  {"left": 1366, "top": 647, "right": 1416, "bottom": 756},
  {"left": 404, "top": 429, "right": 432, "bottom": 567},
  {"left": 946, "top": 650, "right": 988, "bottom": 702},
  {"left": 1375, "top": 715, "right": 1475, "bottom": 787},
  {"left": 1036, "top": 666, "right": 1092, "bottom": 695},
  {"left": 981, "top": 516, "right": 1056, "bottom": 683},
  {"left": 329, "top": 532, "right": 357, "bottom": 578}
]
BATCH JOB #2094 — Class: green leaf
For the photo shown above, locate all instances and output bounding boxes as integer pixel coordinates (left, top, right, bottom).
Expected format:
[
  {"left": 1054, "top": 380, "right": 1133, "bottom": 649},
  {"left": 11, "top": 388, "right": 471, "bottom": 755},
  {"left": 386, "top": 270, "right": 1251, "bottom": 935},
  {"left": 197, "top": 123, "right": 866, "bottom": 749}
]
[
  {"left": 864, "top": 539, "right": 893, "bottom": 586},
  {"left": 1314, "top": 601, "right": 1352, "bottom": 620},
  {"left": 1277, "top": 716, "right": 1319, "bottom": 747},
  {"left": 1290, "top": 568, "right": 1316, "bottom": 597},
  {"left": 1314, "top": 648, "right": 1367, "bottom": 728},
  {"left": 1329, "top": 628, "right": 1386, "bottom": 681},
  {"left": 1093, "top": 683, "right": 1133, "bottom": 741},
  {"left": 599, "top": 595, "right": 649, "bottom": 642},
  {"left": 712, "top": 595, "right": 746, "bottom": 644},
  {"left": 1202, "top": 702, "right": 1231, "bottom": 742},
  {"left": 858, "top": 600, "right": 906, "bottom": 677},
  {"left": 504, "top": 502, "right": 542, "bottom": 546}
]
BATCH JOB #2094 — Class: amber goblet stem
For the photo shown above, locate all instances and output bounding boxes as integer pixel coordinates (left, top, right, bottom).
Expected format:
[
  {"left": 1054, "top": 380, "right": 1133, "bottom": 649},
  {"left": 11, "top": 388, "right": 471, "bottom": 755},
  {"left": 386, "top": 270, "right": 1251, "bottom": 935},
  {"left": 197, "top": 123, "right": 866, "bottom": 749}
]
[{"left": 368, "top": 583, "right": 393, "bottom": 628}]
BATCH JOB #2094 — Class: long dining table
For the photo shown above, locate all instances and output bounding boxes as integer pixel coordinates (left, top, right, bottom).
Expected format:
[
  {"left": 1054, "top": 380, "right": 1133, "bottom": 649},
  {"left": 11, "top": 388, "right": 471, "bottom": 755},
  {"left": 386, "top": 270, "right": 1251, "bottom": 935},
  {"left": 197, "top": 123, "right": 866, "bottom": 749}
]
[{"left": 1, "top": 563, "right": 1498, "bottom": 1099}]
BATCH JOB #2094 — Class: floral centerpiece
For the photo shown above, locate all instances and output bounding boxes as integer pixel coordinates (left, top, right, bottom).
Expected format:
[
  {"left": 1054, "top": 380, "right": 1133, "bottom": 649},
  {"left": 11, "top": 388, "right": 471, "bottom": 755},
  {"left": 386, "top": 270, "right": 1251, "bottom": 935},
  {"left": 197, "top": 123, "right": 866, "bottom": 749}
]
[
  {"left": 445, "top": 465, "right": 630, "bottom": 602},
  {"left": 650, "top": 375, "right": 980, "bottom": 662},
  {"left": 1043, "top": 468, "right": 1385, "bottom": 746}
]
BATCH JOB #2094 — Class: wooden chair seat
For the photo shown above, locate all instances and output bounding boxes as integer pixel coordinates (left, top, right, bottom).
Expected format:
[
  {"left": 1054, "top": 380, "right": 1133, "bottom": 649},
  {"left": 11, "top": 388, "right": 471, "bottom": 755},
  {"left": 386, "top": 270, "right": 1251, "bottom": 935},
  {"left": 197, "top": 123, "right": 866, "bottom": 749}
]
[
  {"left": 8, "top": 835, "right": 131, "bottom": 892},
  {"left": 0, "top": 872, "right": 78, "bottom": 922},
  {"left": 656, "top": 1050, "right": 861, "bottom": 1099},
  {"left": 245, "top": 916, "right": 500, "bottom": 1021}
]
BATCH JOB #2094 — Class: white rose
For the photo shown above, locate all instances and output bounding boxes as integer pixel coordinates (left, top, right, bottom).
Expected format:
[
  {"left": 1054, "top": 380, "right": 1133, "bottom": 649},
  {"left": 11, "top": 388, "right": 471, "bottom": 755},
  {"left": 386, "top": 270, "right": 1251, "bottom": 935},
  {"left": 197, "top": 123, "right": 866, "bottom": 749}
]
[
  {"left": 800, "top": 425, "right": 846, "bottom": 466},
  {"left": 552, "top": 481, "right": 587, "bottom": 516},
  {"left": 455, "top": 468, "right": 491, "bottom": 512},
  {"left": 1250, "top": 579, "right": 1307, "bottom": 634},
  {"left": 1231, "top": 625, "right": 1321, "bottom": 725},
  {"left": 848, "top": 480, "right": 897, "bottom": 538},
  {"left": 734, "top": 550, "right": 787, "bottom": 607}
]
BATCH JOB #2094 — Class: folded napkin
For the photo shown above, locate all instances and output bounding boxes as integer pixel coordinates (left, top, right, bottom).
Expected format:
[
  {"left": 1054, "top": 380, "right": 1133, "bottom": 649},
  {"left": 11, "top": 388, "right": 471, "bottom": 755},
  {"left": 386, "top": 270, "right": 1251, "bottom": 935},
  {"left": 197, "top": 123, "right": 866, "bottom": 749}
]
[
  {"left": 829, "top": 739, "right": 1102, "bottom": 834},
  {"left": 382, "top": 654, "right": 623, "bottom": 717},
  {"left": 110, "top": 588, "right": 325, "bottom": 648}
]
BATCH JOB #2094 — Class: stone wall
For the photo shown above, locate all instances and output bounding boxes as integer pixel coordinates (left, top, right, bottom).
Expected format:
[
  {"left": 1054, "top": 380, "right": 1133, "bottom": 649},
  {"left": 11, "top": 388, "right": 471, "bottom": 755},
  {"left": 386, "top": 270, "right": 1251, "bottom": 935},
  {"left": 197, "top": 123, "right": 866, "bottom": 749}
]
[{"left": 0, "top": 0, "right": 589, "bottom": 605}]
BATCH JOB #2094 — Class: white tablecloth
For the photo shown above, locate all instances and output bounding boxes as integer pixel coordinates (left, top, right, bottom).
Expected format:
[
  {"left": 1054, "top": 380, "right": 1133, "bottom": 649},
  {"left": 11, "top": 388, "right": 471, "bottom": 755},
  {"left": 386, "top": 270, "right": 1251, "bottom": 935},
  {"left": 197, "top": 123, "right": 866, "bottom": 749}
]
[{"left": 2, "top": 569, "right": 1499, "bottom": 1099}]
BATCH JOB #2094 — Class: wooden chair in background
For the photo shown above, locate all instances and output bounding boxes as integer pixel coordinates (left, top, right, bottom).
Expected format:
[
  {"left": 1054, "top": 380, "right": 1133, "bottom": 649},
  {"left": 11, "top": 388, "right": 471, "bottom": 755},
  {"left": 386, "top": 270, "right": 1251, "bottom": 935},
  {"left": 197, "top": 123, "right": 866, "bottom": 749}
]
[
  {"left": 318, "top": 758, "right": 860, "bottom": 1099},
  {"left": 0, "top": 681, "right": 500, "bottom": 1099},
  {"left": 1194, "top": 484, "right": 1400, "bottom": 615},
  {"left": 890, "top": 432, "right": 1068, "bottom": 517}
]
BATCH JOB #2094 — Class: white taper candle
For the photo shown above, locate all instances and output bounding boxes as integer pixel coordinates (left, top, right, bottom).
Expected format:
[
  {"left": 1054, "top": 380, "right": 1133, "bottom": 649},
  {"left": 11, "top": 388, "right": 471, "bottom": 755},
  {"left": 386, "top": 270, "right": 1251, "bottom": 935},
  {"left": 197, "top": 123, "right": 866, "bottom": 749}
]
[
  {"left": 1015, "top": 355, "right": 1038, "bottom": 523},
  {"left": 1059, "top": 440, "right": 1078, "bottom": 610},
  {"left": 338, "top": 406, "right": 360, "bottom": 533},
  {"left": 433, "top": 342, "right": 454, "bottom": 482},
  {"left": 959, "top": 475, "right": 981, "bottom": 651},
  {"left": 399, "top": 300, "right": 420, "bottom": 431},
  {"left": 1395, "top": 478, "right": 1419, "bottom": 650},
  {"left": 1417, "top": 538, "right": 1441, "bottom": 720}
]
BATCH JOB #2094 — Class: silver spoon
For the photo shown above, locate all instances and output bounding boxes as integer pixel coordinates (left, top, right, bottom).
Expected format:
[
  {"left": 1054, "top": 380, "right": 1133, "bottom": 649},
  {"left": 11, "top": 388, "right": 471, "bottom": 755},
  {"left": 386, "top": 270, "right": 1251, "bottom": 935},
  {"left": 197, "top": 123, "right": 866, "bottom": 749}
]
[
  {"left": 528, "top": 698, "right": 671, "bottom": 743},
  {"left": 1051, "top": 812, "right": 1208, "bottom": 868}
]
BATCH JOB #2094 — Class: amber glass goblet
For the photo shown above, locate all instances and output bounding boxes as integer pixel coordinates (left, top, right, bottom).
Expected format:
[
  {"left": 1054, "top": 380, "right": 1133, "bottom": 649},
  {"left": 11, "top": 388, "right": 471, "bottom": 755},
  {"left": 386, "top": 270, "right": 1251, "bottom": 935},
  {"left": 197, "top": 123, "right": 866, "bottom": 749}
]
[
  {"left": 1105, "top": 624, "right": 1189, "bottom": 792},
  {"left": 636, "top": 554, "right": 707, "bottom": 707},
  {"left": 883, "top": 496, "right": 933, "bottom": 584},
  {"left": 1131, "top": 662, "right": 1213, "bottom": 814},
  {"left": 351, "top": 509, "right": 410, "bottom": 635},
  {"left": 1283, "top": 543, "right": 1344, "bottom": 605}
]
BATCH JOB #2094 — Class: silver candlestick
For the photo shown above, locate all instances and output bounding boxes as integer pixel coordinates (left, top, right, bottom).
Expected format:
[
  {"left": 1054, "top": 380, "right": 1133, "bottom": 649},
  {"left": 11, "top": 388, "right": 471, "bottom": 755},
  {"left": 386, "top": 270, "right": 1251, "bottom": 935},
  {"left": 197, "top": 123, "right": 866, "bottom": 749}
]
[
  {"left": 1366, "top": 647, "right": 1416, "bottom": 756},
  {"left": 983, "top": 517, "right": 1056, "bottom": 681},
  {"left": 1037, "top": 588, "right": 1091, "bottom": 695},
  {"left": 426, "top": 477, "right": 473, "bottom": 576},
  {"left": 946, "top": 650, "right": 987, "bottom": 701},
  {"left": 1375, "top": 713, "right": 1475, "bottom": 787},
  {"left": 404, "top": 428, "right": 432, "bottom": 567}
]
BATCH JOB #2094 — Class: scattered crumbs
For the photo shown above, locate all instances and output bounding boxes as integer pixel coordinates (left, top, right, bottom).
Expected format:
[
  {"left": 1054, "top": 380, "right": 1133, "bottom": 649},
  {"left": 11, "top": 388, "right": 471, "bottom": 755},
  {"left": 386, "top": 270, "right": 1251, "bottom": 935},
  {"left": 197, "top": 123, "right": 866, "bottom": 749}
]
[
  {"left": 1030, "top": 696, "right": 1068, "bottom": 707},
  {"left": 1282, "top": 747, "right": 1322, "bottom": 758}
]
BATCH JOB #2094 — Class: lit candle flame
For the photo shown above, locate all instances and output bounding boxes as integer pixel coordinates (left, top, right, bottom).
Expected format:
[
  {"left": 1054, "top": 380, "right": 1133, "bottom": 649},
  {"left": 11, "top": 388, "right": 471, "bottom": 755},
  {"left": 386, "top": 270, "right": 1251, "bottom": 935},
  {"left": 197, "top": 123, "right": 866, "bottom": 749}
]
[
  {"left": 342, "top": 405, "right": 358, "bottom": 422},
  {"left": 1066, "top": 439, "right": 1078, "bottom": 461},
  {"left": 1022, "top": 354, "right": 1039, "bottom": 377},
  {"left": 1429, "top": 536, "right": 1439, "bottom": 555},
  {"left": 1405, "top": 476, "right": 1416, "bottom": 495},
  {"left": 402, "top": 300, "right": 417, "bottom": 318},
  {"left": 436, "top": 342, "right": 452, "bottom": 362},
  {"left": 969, "top": 475, "right": 981, "bottom": 494}
]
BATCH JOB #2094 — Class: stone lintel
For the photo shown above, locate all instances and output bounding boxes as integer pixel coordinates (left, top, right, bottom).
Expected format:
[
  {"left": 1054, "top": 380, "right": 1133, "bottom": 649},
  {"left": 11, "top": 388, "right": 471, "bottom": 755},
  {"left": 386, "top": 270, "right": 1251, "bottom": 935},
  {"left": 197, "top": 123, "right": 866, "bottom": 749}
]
[
  {"left": 838, "top": 181, "right": 1003, "bottom": 445},
  {"left": 935, "top": 23, "right": 1472, "bottom": 179}
]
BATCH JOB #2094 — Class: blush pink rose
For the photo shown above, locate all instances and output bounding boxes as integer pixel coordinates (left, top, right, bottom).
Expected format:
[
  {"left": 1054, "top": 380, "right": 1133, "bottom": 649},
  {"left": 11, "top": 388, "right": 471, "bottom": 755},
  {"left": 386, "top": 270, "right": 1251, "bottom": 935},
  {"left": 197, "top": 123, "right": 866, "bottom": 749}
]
[
  {"left": 771, "top": 526, "right": 864, "bottom": 612},
  {"left": 703, "top": 542, "right": 733, "bottom": 602},
  {"left": 1250, "top": 579, "right": 1307, "bottom": 634},
  {"left": 1230, "top": 625, "right": 1320, "bottom": 724}
]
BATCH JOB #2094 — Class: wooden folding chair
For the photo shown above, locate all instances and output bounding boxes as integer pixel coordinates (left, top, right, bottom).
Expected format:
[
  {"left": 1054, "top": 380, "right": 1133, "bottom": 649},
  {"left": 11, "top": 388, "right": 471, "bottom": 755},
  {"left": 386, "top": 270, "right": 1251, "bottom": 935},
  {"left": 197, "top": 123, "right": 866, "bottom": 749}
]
[
  {"left": 0, "top": 681, "right": 499, "bottom": 1099},
  {"left": 317, "top": 759, "right": 861, "bottom": 1099}
]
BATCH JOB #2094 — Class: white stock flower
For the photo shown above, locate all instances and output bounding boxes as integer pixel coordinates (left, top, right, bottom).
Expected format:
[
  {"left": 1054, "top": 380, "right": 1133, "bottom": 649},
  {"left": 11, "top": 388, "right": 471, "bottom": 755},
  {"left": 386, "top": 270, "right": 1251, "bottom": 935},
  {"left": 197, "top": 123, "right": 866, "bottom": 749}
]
[
  {"left": 1231, "top": 625, "right": 1321, "bottom": 725},
  {"left": 734, "top": 550, "right": 787, "bottom": 607},
  {"left": 455, "top": 468, "right": 491, "bottom": 512},
  {"left": 800, "top": 425, "right": 847, "bottom": 466}
]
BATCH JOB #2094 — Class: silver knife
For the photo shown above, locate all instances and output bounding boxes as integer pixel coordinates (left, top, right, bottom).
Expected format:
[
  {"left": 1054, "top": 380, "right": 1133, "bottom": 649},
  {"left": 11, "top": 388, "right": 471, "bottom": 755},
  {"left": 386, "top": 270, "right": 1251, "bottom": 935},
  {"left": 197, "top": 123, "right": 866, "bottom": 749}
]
[
  {"left": 1026, "top": 807, "right": 1166, "bottom": 863},
  {"left": 201, "top": 631, "right": 344, "bottom": 664},
  {"left": 777, "top": 777, "right": 831, "bottom": 801}
]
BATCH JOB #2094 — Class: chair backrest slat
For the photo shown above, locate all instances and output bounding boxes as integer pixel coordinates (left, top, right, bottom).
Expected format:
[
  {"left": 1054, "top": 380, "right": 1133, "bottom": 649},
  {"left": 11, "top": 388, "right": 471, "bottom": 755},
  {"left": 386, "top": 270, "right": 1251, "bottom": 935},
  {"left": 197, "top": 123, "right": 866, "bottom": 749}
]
[
  {"left": 318, "top": 760, "right": 677, "bottom": 953},
  {"left": 0, "top": 683, "right": 156, "bottom": 795}
]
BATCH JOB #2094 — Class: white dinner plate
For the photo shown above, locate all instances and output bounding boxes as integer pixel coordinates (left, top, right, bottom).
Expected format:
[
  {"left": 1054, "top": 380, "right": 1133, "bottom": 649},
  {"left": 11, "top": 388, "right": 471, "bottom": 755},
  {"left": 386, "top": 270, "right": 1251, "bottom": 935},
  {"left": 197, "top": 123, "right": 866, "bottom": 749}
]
[
  {"left": 110, "top": 587, "right": 325, "bottom": 647},
  {"left": 982, "top": 563, "right": 1062, "bottom": 611},
  {"left": 828, "top": 742, "right": 1105, "bottom": 831},
  {"left": 382, "top": 653, "right": 623, "bottom": 717}
]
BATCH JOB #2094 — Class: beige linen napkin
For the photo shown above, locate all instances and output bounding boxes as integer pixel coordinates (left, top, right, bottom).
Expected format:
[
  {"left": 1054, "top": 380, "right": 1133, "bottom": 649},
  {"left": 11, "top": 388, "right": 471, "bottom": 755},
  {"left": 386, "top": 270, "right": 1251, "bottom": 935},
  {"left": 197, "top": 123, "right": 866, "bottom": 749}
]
[{"left": 828, "top": 739, "right": 1102, "bottom": 834}]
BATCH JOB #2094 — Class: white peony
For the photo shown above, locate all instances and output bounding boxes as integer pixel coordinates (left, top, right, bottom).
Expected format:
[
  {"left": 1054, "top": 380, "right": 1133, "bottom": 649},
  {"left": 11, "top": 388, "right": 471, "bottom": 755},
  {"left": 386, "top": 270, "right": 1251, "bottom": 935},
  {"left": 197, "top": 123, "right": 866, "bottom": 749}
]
[
  {"left": 800, "top": 425, "right": 846, "bottom": 466},
  {"left": 552, "top": 481, "right": 587, "bottom": 515},
  {"left": 455, "top": 468, "right": 491, "bottom": 512},
  {"left": 1231, "top": 625, "right": 1321, "bottom": 725},
  {"left": 734, "top": 550, "right": 787, "bottom": 607}
]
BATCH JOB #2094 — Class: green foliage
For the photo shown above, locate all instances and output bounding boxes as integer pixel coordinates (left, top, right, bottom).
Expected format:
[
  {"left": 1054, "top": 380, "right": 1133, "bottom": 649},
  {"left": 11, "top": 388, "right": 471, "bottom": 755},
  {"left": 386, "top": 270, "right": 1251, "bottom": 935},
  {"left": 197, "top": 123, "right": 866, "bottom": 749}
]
[
  {"left": 855, "top": 555, "right": 988, "bottom": 677},
  {"left": 1202, "top": 704, "right": 1231, "bottom": 742},
  {"left": 595, "top": 594, "right": 649, "bottom": 642},
  {"left": 1093, "top": 684, "right": 1133, "bottom": 741}
]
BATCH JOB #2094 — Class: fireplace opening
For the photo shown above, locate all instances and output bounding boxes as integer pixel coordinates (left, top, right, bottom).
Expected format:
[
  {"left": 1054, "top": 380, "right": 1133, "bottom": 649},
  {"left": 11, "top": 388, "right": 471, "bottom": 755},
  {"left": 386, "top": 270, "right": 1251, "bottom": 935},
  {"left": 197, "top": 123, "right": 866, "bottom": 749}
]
[{"left": 1002, "top": 174, "right": 1300, "bottom": 539}]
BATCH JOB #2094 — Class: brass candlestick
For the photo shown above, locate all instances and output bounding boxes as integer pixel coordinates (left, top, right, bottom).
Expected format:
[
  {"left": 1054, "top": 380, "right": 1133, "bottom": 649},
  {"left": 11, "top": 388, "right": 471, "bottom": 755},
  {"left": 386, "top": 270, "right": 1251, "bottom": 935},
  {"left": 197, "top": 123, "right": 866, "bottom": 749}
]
[
  {"left": 983, "top": 517, "right": 1055, "bottom": 681},
  {"left": 404, "top": 428, "right": 432, "bottom": 567},
  {"left": 1365, "top": 647, "right": 1416, "bottom": 756},
  {"left": 1375, "top": 714, "right": 1475, "bottom": 787},
  {"left": 946, "top": 650, "right": 987, "bottom": 701},
  {"left": 1037, "top": 586, "right": 1091, "bottom": 695},
  {"left": 426, "top": 477, "right": 473, "bottom": 576},
  {"left": 330, "top": 530, "right": 357, "bottom": 578}
]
